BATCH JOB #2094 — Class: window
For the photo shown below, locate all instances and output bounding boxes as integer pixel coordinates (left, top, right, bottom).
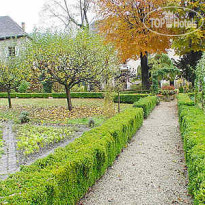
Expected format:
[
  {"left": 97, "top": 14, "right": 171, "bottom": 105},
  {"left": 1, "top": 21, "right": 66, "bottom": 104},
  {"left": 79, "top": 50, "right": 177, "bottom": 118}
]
[{"left": 8, "top": 47, "right": 16, "bottom": 57}]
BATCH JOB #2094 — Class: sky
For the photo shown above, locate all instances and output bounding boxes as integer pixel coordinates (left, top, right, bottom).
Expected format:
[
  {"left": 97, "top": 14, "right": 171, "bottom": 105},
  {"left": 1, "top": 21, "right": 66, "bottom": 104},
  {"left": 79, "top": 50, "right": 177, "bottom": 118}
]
[
  {"left": 0, "top": 0, "right": 49, "bottom": 33},
  {"left": 0, "top": 0, "right": 179, "bottom": 64}
]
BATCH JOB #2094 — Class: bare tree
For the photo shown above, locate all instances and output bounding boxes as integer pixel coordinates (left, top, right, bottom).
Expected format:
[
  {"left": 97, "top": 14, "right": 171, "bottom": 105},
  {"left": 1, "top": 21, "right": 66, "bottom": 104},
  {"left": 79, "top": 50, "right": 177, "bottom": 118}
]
[{"left": 42, "top": 0, "right": 95, "bottom": 30}]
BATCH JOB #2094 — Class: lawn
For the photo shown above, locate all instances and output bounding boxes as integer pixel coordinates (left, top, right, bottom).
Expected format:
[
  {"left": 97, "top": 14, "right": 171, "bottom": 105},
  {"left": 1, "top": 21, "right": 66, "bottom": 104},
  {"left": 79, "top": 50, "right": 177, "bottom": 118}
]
[{"left": 0, "top": 98, "right": 132, "bottom": 125}]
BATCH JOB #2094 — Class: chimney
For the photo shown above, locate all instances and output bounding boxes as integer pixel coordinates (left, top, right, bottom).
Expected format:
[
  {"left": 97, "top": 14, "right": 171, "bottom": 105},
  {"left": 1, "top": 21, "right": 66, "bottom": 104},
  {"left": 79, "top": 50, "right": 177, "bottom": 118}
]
[{"left": 21, "top": 22, "right": 25, "bottom": 32}]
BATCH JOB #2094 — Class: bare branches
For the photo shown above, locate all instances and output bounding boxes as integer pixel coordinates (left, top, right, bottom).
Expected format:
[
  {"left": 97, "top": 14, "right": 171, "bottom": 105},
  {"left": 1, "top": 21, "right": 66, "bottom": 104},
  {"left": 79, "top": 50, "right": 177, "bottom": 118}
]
[{"left": 42, "top": 0, "right": 93, "bottom": 30}]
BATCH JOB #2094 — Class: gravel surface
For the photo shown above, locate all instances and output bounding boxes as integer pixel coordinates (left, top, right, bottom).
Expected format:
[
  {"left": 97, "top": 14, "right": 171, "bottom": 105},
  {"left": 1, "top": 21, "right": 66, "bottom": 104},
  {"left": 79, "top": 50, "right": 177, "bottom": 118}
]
[
  {"left": 80, "top": 101, "right": 192, "bottom": 205},
  {"left": 0, "top": 122, "right": 18, "bottom": 180}
]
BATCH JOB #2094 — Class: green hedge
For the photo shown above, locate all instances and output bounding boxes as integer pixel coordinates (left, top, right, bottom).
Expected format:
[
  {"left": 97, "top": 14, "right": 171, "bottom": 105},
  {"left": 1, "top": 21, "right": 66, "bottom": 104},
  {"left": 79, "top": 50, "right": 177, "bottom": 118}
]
[
  {"left": 0, "top": 107, "right": 143, "bottom": 204},
  {"left": 0, "top": 92, "right": 149, "bottom": 103},
  {"left": 133, "top": 96, "right": 158, "bottom": 118},
  {"left": 177, "top": 93, "right": 195, "bottom": 106},
  {"left": 178, "top": 95, "right": 205, "bottom": 204},
  {"left": 114, "top": 94, "right": 149, "bottom": 104},
  {"left": 121, "top": 90, "right": 150, "bottom": 94},
  {"left": 0, "top": 92, "right": 104, "bottom": 99}
]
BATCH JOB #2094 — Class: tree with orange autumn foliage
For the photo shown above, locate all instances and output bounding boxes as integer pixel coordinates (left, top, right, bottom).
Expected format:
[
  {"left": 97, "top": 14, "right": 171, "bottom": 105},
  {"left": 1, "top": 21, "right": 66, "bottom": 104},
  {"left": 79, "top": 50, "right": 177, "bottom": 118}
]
[{"left": 96, "top": 0, "right": 172, "bottom": 89}]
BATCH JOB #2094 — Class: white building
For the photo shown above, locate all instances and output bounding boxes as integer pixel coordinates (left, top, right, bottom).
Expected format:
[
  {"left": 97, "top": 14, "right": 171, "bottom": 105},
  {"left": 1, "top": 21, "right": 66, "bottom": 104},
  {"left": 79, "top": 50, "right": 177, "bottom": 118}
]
[{"left": 0, "top": 16, "right": 29, "bottom": 59}]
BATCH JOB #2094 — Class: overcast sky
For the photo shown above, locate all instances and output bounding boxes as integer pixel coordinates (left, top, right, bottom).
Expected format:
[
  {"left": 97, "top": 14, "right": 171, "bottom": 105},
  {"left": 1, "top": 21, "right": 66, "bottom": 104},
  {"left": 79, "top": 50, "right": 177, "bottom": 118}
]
[{"left": 0, "top": 0, "right": 47, "bottom": 33}]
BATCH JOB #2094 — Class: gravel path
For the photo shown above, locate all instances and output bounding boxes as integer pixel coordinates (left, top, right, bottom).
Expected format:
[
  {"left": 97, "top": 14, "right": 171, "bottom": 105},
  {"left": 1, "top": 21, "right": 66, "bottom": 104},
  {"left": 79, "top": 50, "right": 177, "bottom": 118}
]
[
  {"left": 0, "top": 122, "right": 18, "bottom": 180},
  {"left": 80, "top": 101, "right": 192, "bottom": 205}
]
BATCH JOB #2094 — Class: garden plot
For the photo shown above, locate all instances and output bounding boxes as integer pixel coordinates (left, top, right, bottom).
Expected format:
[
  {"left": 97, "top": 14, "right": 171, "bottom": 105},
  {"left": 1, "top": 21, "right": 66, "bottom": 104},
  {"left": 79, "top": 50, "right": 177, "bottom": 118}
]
[
  {"left": 0, "top": 122, "right": 89, "bottom": 179},
  {"left": 0, "top": 98, "right": 132, "bottom": 179},
  {"left": 14, "top": 123, "right": 90, "bottom": 165}
]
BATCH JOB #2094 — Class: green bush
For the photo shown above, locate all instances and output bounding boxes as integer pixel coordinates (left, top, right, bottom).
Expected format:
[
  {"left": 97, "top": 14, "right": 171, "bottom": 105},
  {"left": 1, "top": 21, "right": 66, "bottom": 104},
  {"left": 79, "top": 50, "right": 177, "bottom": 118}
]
[
  {"left": 18, "top": 80, "right": 30, "bottom": 93},
  {"left": 133, "top": 96, "right": 157, "bottom": 118},
  {"left": 177, "top": 93, "right": 195, "bottom": 106},
  {"left": 0, "top": 107, "right": 144, "bottom": 204},
  {"left": 114, "top": 94, "right": 149, "bottom": 104},
  {"left": 121, "top": 90, "right": 150, "bottom": 94},
  {"left": 178, "top": 104, "right": 205, "bottom": 204},
  {"left": 19, "top": 111, "right": 30, "bottom": 124}
]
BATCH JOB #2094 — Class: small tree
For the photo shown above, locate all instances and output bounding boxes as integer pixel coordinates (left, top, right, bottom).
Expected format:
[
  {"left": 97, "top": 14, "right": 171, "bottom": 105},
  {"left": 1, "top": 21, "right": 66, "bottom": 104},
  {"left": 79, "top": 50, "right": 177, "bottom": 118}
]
[
  {"left": 26, "top": 30, "right": 118, "bottom": 110},
  {"left": 0, "top": 42, "right": 29, "bottom": 108}
]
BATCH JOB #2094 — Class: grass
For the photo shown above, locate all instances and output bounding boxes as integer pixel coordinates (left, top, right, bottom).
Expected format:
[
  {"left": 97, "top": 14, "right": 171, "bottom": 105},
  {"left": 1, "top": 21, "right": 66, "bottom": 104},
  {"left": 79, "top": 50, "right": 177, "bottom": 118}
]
[{"left": 0, "top": 98, "right": 132, "bottom": 125}]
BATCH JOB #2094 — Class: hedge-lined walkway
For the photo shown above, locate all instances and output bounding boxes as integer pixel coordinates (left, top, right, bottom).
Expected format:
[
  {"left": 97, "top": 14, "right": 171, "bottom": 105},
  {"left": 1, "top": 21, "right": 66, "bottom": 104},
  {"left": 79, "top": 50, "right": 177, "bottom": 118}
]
[{"left": 80, "top": 101, "right": 192, "bottom": 205}]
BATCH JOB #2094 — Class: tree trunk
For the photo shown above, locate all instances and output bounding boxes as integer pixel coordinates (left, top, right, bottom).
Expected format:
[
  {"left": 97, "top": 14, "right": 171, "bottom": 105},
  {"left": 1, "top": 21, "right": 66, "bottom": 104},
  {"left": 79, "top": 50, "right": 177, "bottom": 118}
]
[
  {"left": 7, "top": 90, "right": 12, "bottom": 108},
  {"left": 118, "top": 91, "right": 120, "bottom": 113},
  {"left": 65, "top": 85, "right": 72, "bottom": 111},
  {"left": 140, "top": 52, "right": 150, "bottom": 90}
]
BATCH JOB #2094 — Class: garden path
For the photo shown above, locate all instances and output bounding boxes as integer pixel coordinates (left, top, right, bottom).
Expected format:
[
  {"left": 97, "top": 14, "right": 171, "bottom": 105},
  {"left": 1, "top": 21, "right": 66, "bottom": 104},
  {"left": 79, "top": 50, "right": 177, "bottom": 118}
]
[
  {"left": 0, "top": 122, "right": 18, "bottom": 180},
  {"left": 80, "top": 101, "right": 193, "bottom": 205}
]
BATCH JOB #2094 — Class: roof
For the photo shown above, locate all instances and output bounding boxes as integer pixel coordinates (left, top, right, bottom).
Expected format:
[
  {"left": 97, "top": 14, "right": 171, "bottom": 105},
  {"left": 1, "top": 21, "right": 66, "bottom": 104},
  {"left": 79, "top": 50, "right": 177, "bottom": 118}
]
[{"left": 0, "top": 16, "right": 27, "bottom": 40}]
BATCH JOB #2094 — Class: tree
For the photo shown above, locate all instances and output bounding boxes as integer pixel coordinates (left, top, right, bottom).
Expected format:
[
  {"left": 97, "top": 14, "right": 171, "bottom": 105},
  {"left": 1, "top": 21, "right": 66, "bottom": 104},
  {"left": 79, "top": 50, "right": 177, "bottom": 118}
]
[
  {"left": 26, "top": 30, "right": 118, "bottom": 110},
  {"left": 0, "top": 43, "right": 29, "bottom": 108},
  {"left": 42, "top": 0, "right": 94, "bottom": 30},
  {"left": 172, "top": 0, "right": 205, "bottom": 55},
  {"left": 174, "top": 51, "right": 203, "bottom": 85},
  {"left": 149, "top": 53, "right": 175, "bottom": 72},
  {"left": 96, "top": 0, "right": 171, "bottom": 89}
]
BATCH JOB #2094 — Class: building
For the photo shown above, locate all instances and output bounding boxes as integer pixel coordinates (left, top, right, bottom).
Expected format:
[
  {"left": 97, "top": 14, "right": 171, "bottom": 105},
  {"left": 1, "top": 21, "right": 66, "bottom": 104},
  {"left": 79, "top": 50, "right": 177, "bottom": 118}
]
[{"left": 0, "top": 16, "right": 29, "bottom": 59}]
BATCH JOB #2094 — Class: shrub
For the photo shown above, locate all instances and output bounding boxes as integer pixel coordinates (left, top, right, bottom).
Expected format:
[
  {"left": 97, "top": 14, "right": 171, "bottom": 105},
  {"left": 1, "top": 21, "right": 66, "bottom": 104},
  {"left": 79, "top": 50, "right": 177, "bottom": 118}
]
[
  {"left": 178, "top": 104, "right": 205, "bottom": 204},
  {"left": 177, "top": 93, "right": 194, "bottom": 106},
  {"left": 19, "top": 111, "right": 30, "bottom": 124},
  {"left": 121, "top": 90, "right": 150, "bottom": 94},
  {"left": 42, "top": 81, "right": 53, "bottom": 93},
  {"left": 179, "top": 86, "right": 184, "bottom": 93},
  {"left": 159, "top": 90, "right": 176, "bottom": 96},
  {"left": 113, "top": 94, "right": 149, "bottom": 104},
  {"left": 0, "top": 107, "right": 144, "bottom": 204},
  {"left": 18, "top": 81, "right": 30, "bottom": 93},
  {"left": 133, "top": 96, "right": 157, "bottom": 118}
]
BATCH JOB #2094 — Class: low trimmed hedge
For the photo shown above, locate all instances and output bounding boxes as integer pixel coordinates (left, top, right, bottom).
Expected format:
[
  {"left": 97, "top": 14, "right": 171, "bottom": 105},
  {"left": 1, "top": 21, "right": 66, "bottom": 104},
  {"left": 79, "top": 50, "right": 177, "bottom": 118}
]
[
  {"left": 0, "top": 92, "right": 149, "bottom": 104},
  {"left": 177, "top": 93, "right": 195, "bottom": 106},
  {"left": 0, "top": 107, "right": 144, "bottom": 204},
  {"left": 121, "top": 90, "right": 150, "bottom": 94},
  {"left": 133, "top": 96, "right": 158, "bottom": 118},
  {"left": 177, "top": 94, "right": 205, "bottom": 204},
  {"left": 114, "top": 94, "right": 149, "bottom": 104},
  {"left": 0, "top": 92, "right": 104, "bottom": 99}
]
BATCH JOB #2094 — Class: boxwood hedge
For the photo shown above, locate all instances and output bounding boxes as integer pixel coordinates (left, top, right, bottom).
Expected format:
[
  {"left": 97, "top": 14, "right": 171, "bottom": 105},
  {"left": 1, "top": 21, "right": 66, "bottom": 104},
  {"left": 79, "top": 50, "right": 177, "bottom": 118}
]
[
  {"left": 177, "top": 93, "right": 195, "bottom": 106},
  {"left": 0, "top": 92, "right": 149, "bottom": 104},
  {"left": 0, "top": 92, "right": 104, "bottom": 99},
  {"left": 177, "top": 94, "right": 205, "bottom": 204},
  {"left": 0, "top": 107, "right": 144, "bottom": 204},
  {"left": 133, "top": 96, "right": 158, "bottom": 118}
]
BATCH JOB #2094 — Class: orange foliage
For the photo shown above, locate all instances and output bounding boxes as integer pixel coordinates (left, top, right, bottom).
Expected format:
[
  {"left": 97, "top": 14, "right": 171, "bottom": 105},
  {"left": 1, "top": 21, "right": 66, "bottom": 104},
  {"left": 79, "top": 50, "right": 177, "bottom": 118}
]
[{"left": 96, "top": 0, "right": 172, "bottom": 62}]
